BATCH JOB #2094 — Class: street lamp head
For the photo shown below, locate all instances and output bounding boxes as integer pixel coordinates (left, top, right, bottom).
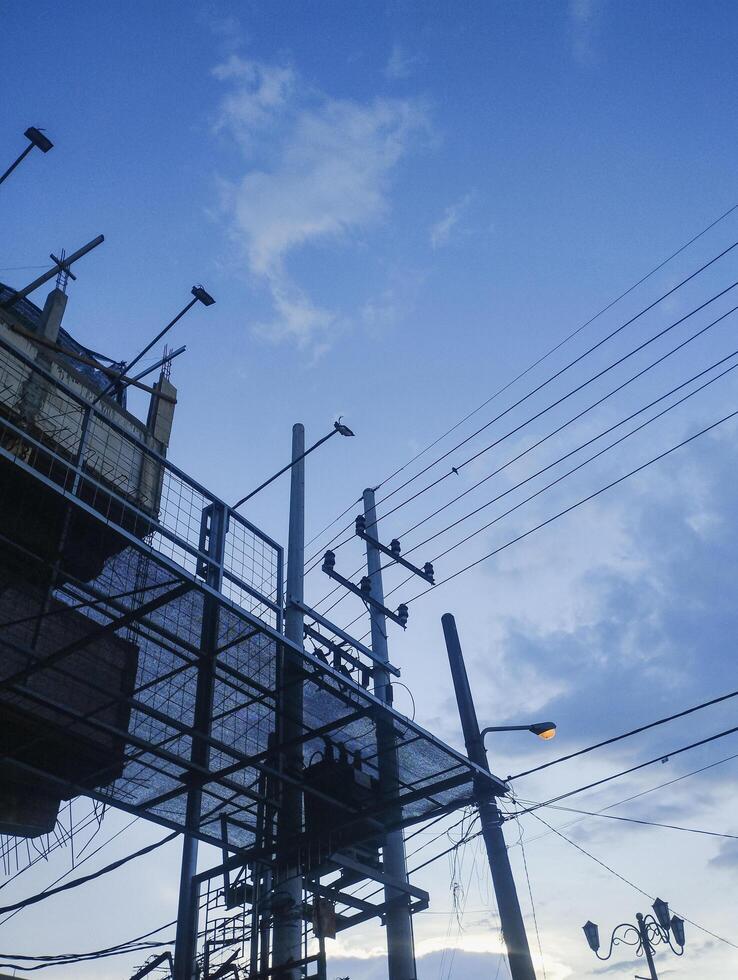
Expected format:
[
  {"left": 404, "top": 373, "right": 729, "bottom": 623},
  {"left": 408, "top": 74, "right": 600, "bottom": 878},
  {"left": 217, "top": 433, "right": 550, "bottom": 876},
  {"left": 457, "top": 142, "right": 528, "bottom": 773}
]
[
  {"left": 652, "top": 897, "right": 671, "bottom": 932},
  {"left": 583, "top": 920, "right": 600, "bottom": 952},
  {"left": 25, "top": 127, "right": 53, "bottom": 153},
  {"left": 191, "top": 284, "right": 216, "bottom": 306},
  {"left": 529, "top": 722, "right": 557, "bottom": 740},
  {"left": 334, "top": 417, "right": 355, "bottom": 437},
  {"left": 670, "top": 914, "right": 685, "bottom": 948}
]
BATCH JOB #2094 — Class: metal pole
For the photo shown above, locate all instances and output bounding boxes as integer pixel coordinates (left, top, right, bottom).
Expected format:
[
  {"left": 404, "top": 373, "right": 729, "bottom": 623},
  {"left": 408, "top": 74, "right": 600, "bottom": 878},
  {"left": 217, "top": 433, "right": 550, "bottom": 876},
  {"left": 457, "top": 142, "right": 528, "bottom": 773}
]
[
  {"left": 441, "top": 613, "right": 537, "bottom": 980},
  {"left": 0, "top": 235, "right": 104, "bottom": 306},
  {"left": 636, "top": 914, "right": 659, "bottom": 980},
  {"left": 232, "top": 428, "right": 337, "bottom": 510},
  {"left": 0, "top": 141, "right": 34, "bottom": 186},
  {"left": 272, "top": 423, "right": 306, "bottom": 980},
  {"left": 173, "top": 502, "right": 227, "bottom": 979},
  {"left": 363, "top": 488, "right": 417, "bottom": 980}
]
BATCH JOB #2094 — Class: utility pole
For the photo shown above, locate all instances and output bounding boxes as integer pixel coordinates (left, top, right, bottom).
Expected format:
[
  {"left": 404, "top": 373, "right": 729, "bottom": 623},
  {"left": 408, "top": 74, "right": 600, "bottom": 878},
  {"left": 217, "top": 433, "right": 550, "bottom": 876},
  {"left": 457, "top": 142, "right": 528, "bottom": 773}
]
[
  {"left": 173, "top": 502, "right": 227, "bottom": 979},
  {"left": 363, "top": 488, "right": 417, "bottom": 980},
  {"left": 441, "top": 613, "right": 537, "bottom": 980},
  {"left": 272, "top": 423, "right": 306, "bottom": 980}
]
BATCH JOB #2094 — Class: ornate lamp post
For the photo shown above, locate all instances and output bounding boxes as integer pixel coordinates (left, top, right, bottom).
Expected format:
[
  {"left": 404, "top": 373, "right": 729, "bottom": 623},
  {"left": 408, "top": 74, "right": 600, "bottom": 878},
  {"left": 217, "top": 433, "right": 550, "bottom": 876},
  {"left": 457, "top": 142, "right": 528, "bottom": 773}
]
[{"left": 582, "top": 898, "right": 686, "bottom": 979}]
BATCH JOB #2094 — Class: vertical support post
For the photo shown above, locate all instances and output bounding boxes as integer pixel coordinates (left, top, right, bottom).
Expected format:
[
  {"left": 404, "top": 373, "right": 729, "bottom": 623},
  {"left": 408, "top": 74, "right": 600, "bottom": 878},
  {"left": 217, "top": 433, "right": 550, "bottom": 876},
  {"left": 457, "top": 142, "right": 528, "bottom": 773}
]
[
  {"left": 441, "top": 613, "right": 537, "bottom": 980},
  {"left": 173, "top": 502, "right": 227, "bottom": 980},
  {"left": 272, "top": 423, "right": 306, "bottom": 980},
  {"left": 636, "top": 914, "right": 659, "bottom": 980},
  {"left": 363, "top": 488, "right": 417, "bottom": 980}
]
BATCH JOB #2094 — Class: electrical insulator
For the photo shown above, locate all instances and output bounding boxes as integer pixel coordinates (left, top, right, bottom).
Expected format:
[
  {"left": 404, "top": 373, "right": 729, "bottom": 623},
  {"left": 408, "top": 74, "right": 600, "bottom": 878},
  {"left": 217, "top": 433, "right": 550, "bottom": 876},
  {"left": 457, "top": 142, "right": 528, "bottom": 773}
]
[
  {"left": 355, "top": 514, "right": 366, "bottom": 534},
  {"left": 390, "top": 538, "right": 401, "bottom": 557},
  {"left": 360, "top": 575, "right": 372, "bottom": 596},
  {"left": 397, "top": 603, "right": 409, "bottom": 627},
  {"left": 322, "top": 549, "right": 336, "bottom": 571},
  {"left": 423, "top": 562, "right": 435, "bottom": 582}
]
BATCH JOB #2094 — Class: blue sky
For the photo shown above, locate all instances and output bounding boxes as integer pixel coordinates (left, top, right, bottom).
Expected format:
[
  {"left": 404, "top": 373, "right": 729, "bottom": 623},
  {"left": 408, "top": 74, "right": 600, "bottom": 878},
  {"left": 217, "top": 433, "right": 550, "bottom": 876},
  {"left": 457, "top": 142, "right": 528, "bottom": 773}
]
[{"left": 2, "top": 1, "right": 738, "bottom": 977}]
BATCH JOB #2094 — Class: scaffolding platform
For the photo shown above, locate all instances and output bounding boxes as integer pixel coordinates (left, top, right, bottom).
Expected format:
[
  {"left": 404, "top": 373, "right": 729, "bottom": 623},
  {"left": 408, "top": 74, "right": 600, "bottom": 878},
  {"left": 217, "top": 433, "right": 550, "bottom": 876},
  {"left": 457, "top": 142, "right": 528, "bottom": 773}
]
[{"left": 0, "top": 330, "right": 506, "bottom": 861}]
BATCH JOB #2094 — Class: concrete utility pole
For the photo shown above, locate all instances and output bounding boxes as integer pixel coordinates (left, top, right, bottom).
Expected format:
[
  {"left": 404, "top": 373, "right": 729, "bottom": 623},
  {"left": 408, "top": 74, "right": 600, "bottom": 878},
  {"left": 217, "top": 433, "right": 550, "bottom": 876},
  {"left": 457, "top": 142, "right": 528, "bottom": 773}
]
[
  {"left": 272, "top": 423, "right": 307, "bottom": 980},
  {"left": 441, "top": 613, "right": 537, "bottom": 980},
  {"left": 363, "top": 488, "right": 417, "bottom": 980}
]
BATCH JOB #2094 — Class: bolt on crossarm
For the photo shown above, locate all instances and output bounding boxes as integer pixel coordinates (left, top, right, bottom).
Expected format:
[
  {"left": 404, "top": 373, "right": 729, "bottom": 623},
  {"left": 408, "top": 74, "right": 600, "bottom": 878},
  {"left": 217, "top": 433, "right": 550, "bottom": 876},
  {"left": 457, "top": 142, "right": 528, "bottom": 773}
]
[{"left": 441, "top": 613, "right": 537, "bottom": 980}]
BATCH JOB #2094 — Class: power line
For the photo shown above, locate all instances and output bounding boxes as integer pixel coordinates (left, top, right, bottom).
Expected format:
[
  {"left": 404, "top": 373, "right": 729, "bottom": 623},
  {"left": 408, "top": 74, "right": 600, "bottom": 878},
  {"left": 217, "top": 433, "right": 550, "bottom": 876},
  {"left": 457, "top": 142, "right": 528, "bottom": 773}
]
[
  {"left": 309, "top": 281, "right": 738, "bottom": 614},
  {"left": 513, "top": 723, "right": 738, "bottom": 818},
  {"left": 0, "top": 832, "right": 177, "bottom": 916},
  {"left": 305, "top": 240, "right": 738, "bottom": 571},
  {"left": 338, "top": 342, "right": 738, "bottom": 629},
  {"left": 524, "top": 809, "right": 738, "bottom": 950},
  {"left": 527, "top": 801, "right": 738, "bottom": 842},
  {"left": 393, "top": 320, "right": 738, "bottom": 556},
  {"left": 400, "top": 405, "right": 738, "bottom": 605},
  {"left": 519, "top": 751, "right": 738, "bottom": 849},
  {"left": 336, "top": 362, "right": 738, "bottom": 638},
  {"left": 304, "top": 203, "right": 738, "bottom": 555},
  {"left": 509, "top": 686, "right": 738, "bottom": 781}
]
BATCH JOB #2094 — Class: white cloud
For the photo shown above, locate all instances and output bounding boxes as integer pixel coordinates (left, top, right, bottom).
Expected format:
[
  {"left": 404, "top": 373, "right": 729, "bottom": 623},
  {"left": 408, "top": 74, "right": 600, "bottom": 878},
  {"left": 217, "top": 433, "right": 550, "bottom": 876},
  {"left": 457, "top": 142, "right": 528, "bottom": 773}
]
[
  {"left": 213, "top": 56, "right": 429, "bottom": 352},
  {"left": 385, "top": 42, "right": 421, "bottom": 80},
  {"left": 429, "top": 193, "right": 472, "bottom": 249},
  {"left": 568, "top": 0, "right": 608, "bottom": 64},
  {"left": 213, "top": 56, "right": 296, "bottom": 147}
]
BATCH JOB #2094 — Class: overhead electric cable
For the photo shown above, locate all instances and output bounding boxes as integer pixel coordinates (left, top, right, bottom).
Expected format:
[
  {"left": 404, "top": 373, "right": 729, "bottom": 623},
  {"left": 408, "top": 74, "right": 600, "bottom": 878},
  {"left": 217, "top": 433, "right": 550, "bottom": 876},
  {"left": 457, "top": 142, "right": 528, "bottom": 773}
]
[
  {"left": 525, "top": 809, "right": 738, "bottom": 950},
  {"left": 525, "top": 801, "right": 738, "bottom": 841},
  {"left": 0, "top": 832, "right": 177, "bottom": 915},
  {"left": 521, "top": 751, "right": 738, "bottom": 848},
  {"left": 305, "top": 239, "right": 738, "bottom": 569},
  {"left": 512, "top": 723, "right": 738, "bottom": 817},
  {"left": 399, "top": 406, "right": 738, "bottom": 606},
  {"left": 305, "top": 203, "right": 738, "bottom": 553},
  {"left": 394, "top": 315, "right": 738, "bottom": 551},
  {"left": 337, "top": 367, "right": 738, "bottom": 639},
  {"left": 322, "top": 339, "right": 738, "bottom": 623},
  {"left": 509, "top": 687, "right": 738, "bottom": 781}
]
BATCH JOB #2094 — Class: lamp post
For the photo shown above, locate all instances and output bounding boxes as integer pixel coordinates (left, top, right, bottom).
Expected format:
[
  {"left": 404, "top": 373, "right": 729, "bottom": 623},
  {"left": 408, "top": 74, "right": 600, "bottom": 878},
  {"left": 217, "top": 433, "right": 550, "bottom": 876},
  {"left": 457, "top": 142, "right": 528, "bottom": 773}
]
[
  {"left": 481, "top": 723, "right": 557, "bottom": 742},
  {"left": 582, "top": 898, "right": 686, "bottom": 979},
  {"left": 91, "top": 284, "right": 215, "bottom": 406},
  {"left": 232, "top": 419, "right": 355, "bottom": 510},
  {"left": 0, "top": 127, "right": 54, "bottom": 186},
  {"left": 442, "top": 614, "right": 556, "bottom": 980}
]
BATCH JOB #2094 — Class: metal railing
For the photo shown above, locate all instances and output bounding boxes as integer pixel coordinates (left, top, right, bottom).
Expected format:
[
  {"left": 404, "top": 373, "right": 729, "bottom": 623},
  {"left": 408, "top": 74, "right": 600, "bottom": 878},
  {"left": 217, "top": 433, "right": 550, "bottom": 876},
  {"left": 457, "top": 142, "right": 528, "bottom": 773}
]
[{"left": 0, "top": 332, "right": 282, "bottom": 627}]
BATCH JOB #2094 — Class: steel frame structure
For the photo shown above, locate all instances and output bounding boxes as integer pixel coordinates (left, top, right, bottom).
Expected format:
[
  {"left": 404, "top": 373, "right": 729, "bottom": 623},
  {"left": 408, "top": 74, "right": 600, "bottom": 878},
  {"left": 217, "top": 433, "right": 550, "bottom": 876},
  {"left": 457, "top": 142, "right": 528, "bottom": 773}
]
[{"left": 0, "top": 333, "right": 507, "bottom": 976}]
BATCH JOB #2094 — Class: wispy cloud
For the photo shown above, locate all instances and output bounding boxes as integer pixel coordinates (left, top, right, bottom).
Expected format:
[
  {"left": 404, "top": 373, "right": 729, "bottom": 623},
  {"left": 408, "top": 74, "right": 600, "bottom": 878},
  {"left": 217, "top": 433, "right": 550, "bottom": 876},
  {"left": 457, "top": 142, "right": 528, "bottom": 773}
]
[
  {"left": 385, "top": 42, "right": 421, "bottom": 80},
  {"left": 568, "top": 0, "right": 608, "bottom": 65},
  {"left": 429, "top": 193, "right": 473, "bottom": 249},
  {"left": 213, "top": 56, "right": 429, "bottom": 353}
]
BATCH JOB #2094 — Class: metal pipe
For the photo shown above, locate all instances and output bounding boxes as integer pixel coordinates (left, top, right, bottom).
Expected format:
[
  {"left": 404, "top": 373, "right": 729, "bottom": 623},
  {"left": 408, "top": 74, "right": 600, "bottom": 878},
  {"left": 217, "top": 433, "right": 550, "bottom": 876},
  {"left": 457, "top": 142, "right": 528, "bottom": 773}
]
[
  {"left": 233, "top": 428, "right": 336, "bottom": 510},
  {"left": 441, "top": 613, "right": 537, "bottom": 980},
  {"left": 363, "top": 487, "right": 417, "bottom": 980},
  {"left": 0, "top": 235, "right": 104, "bottom": 305}
]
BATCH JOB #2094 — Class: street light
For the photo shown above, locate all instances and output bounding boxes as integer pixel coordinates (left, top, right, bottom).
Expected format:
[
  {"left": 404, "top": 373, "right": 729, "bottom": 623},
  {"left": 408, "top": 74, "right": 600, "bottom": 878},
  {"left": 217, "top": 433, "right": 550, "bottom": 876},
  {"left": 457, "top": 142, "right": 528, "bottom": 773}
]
[
  {"left": 92, "top": 284, "right": 215, "bottom": 405},
  {"left": 1, "top": 127, "right": 54, "bottom": 186},
  {"left": 582, "top": 899, "right": 686, "bottom": 979},
  {"left": 481, "top": 722, "right": 557, "bottom": 742},
  {"left": 232, "top": 419, "right": 355, "bottom": 510}
]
